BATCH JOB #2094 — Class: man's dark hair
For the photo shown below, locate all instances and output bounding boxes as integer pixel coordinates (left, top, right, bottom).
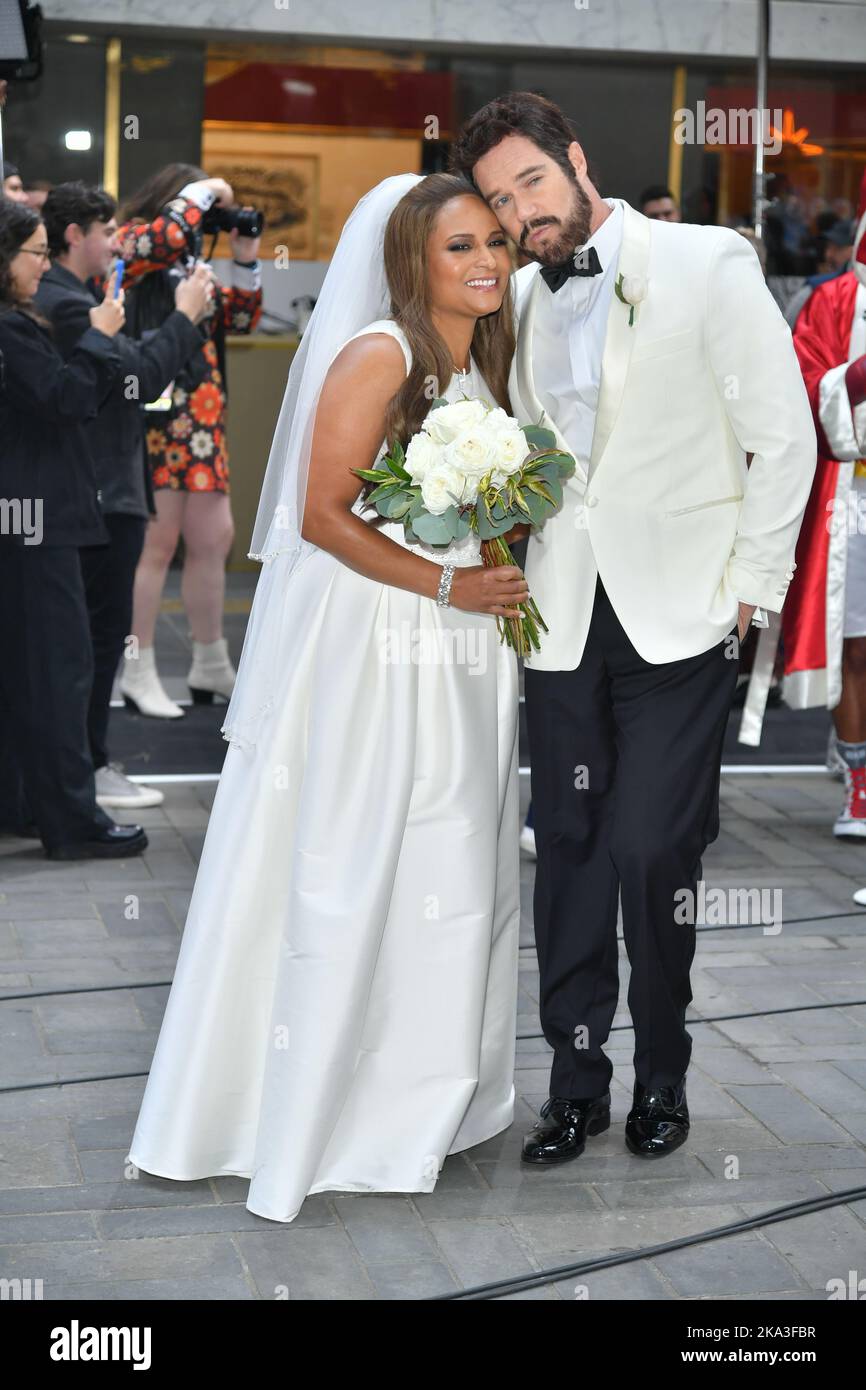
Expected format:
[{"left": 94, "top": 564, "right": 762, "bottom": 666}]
[
  {"left": 42, "top": 181, "right": 116, "bottom": 258},
  {"left": 450, "top": 91, "right": 585, "bottom": 188},
  {"left": 638, "top": 185, "right": 676, "bottom": 210}
]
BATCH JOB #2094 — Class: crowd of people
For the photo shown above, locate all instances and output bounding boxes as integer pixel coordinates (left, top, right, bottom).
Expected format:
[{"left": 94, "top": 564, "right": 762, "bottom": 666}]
[
  {"left": 1, "top": 125, "right": 864, "bottom": 860},
  {"left": 0, "top": 156, "right": 262, "bottom": 858}
]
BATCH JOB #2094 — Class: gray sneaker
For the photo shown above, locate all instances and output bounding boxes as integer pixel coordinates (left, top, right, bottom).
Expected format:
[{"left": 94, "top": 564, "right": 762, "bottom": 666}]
[{"left": 95, "top": 762, "right": 164, "bottom": 809}]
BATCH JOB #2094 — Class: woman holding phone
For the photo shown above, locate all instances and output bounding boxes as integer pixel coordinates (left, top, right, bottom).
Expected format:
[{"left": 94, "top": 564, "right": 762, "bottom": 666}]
[{"left": 0, "top": 199, "right": 148, "bottom": 858}]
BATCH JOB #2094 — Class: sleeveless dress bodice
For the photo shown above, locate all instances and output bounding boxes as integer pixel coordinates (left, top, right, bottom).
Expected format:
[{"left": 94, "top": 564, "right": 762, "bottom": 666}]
[{"left": 346, "top": 318, "right": 491, "bottom": 568}]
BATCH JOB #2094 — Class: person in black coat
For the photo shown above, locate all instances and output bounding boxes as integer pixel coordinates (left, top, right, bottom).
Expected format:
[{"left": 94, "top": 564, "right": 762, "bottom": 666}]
[
  {"left": 0, "top": 199, "right": 147, "bottom": 858},
  {"left": 35, "top": 182, "right": 214, "bottom": 812}
]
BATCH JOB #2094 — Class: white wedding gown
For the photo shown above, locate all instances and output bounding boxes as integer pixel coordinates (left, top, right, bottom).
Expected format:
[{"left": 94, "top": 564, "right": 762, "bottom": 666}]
[{"left": 126, "top": 320, "right": 521, "bottom": 1223}]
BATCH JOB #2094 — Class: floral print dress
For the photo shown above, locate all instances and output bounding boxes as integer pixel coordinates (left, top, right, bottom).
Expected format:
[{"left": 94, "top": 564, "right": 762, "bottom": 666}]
[{"left": 111, "top": 195, "right": 263, "bottom": 494}]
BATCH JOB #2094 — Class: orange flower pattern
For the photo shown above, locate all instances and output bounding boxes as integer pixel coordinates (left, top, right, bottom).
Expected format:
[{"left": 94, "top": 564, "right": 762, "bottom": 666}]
[{"left": 109, "top": 195, "right": 262, "bottom": 494}]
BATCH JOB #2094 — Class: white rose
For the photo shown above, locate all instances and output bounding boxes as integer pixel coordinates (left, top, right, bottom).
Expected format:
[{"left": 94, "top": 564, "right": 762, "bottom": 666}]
[
  {"left": 620, "top": 273, "right": 648, "bottom": 305},
  {"left": 404, "top": 430, "right": 440, "bottom": 482},
  {"left": 485, "top": 405, "right": 521, "bottom": 434},
  {"left": 459, "top": 470, "right": 482, "bottom": 506},
  {"left": 424, "top": 397, "right": 488, "bottom": 446},
  {"left": 443, "top": 430, "right": 496, "bottom": 479},
  {"left": 421, "top": 462, "right": 465, "bottom": 515},
  {"left": 491, "top": 427, "right": 531, "bottom": 476}
]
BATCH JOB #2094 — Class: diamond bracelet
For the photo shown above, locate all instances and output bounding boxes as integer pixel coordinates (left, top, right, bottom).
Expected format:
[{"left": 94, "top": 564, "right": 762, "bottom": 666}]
[{"left": 436, "top": 562, "right": 456, "bottom": 608}]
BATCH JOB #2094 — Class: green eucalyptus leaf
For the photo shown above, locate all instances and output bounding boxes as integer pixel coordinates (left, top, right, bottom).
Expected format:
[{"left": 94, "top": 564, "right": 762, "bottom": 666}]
[
  {"left": 366, "top": 481, "right": 402, "bottom": 506},
  {"left": 407, "top": 492, "right": 427, "bottom": 520},
  {"left": 379, "top": 489, "right": 414, "bottom": 518},
  {"left": 522, "top": 424, "right": 557, "bottom": 452},
  {"left": 475, "top": 506, "right": 502, "bottom": 539},
  {"left": 513, "top": 489, "right": 533, "bottom": 518},
  {"left": 527, "top": 478, "right": 557, "bottom": 507},
  {"left": 412, "top": 507, "right": 459, "bottom": 545},
  {"left": 522, "top": 489, "right": 550, "bottom": 524}
]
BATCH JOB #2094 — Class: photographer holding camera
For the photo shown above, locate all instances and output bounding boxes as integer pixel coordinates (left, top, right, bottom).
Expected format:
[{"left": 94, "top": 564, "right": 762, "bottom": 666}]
[{"left": 108, "top": 164, "right": 263, "bottom": 718}]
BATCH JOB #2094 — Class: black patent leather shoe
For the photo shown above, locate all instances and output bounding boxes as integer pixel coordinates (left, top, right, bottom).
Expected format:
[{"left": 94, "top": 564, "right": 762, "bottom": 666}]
[
  {"left": 45, "top": 823, "right": 149, "bottom": 861},
  {"left": 522, "top": 1090, "right": 611, "bottom": 1164},
  {"left": 625, "top": 1078, "right": 689, "bottom": 1158}
]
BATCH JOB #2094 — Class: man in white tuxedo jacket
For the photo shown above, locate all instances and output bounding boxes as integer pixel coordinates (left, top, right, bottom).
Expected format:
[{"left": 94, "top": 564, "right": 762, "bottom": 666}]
[{"left": 452, "top": 93, "right": 816, "bottom": 1163}]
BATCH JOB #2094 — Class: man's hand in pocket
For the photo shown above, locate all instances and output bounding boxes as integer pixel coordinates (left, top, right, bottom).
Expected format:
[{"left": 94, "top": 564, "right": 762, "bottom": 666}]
[{"left": 737, "top": 602, "right": 757, "bottom": 641}]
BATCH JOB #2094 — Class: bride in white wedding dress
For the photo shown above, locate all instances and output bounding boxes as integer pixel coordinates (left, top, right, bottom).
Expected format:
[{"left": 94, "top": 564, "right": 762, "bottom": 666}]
[{"left": 126, "top": 172, "right": 527, "bottom": 1223}]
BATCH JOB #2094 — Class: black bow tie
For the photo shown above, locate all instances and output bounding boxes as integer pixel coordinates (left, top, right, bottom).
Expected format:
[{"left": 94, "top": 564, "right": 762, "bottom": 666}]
[{"left": 539, "top": 244, "right": 603, "bottom": 294}]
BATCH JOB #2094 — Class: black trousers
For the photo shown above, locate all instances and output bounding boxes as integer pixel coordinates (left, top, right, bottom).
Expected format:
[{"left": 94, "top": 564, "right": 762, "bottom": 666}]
[
  {"left": 79, "top": 512, "right": 147, "bottom": 770},
  {"left": 0, "top": 543, "right": 113, "bottom": 851},
  {"left": 524, "top": 575, "right": 738, "bottom": 1099}
]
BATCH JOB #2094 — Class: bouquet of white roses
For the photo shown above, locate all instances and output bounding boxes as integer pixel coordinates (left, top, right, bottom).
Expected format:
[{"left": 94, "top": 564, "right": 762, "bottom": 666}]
[{"left": 352, "top": 396, "right": 576, "bottom": 656}]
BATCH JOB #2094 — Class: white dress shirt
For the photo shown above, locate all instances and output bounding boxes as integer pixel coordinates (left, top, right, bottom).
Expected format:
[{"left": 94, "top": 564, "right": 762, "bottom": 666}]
[
  {"left": 532, "top": 197, "right": 623, "bottom": 474},
  {"left": 529, "top": 196, "right": 767, "bottom": 629}
]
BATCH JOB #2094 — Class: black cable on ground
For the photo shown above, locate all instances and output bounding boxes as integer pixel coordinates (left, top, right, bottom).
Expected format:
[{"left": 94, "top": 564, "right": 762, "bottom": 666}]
[
  {"left": 517, "top": 998, "right": 866, "bottom": 1041},
  {"left": 3, "top": 847, "right": 863, "bottom": 1299},
  {"left": 0, "top": 980, "right": 173, "bottom": 1002},
  {"left": 4, "top": 906, "right": 866, "bottom": 1005},
  {"left": 428, "top": 1183, "right": 866, "bottom": 1300},
  {"left": 2, "top": 997, "right": 865, "bottom": 1095}
]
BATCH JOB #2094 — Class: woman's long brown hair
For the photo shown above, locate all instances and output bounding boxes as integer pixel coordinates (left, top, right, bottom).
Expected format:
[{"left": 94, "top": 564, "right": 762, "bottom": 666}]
[
  {"left": 382, "top": 173, "right": 515, "bottom": 446},
  {"left": 120, "top": 162, "right": 208, "bottom": 226}
]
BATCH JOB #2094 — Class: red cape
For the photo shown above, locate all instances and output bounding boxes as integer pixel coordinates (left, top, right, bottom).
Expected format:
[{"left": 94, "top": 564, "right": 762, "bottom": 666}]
[{"left": 782, "top": 270, "right": 861, "bottom": 694}]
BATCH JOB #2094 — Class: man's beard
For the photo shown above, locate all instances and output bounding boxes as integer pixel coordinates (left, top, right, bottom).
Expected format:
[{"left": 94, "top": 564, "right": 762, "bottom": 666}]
[{"left": 520, "top": 180, "right": 593, "bottom": 267}]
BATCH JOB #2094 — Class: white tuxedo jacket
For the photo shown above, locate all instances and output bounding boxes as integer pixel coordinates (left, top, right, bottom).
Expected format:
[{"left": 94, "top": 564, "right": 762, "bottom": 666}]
[{"left": 508, "top": 200, "right": 817, "bottom": 670}]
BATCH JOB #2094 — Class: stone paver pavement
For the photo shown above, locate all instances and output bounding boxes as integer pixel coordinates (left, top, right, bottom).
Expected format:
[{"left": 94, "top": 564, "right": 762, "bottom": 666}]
[{"left": 1, "top": 747, "right": 865, "bottom": 1299}]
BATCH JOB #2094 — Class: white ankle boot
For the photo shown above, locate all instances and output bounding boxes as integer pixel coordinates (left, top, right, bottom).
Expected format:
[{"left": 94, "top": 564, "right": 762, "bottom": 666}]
[
  {"left": 120, "top": 645, "right": 185, "bottom": 719},
  {"left": 187, "top": 637, "right": 236, "bottom": 703}
]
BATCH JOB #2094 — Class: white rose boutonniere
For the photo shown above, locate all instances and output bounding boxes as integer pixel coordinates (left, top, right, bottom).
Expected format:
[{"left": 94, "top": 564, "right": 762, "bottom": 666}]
[{"left": 614, "top": 272, "right": 647, "bottom": 326}]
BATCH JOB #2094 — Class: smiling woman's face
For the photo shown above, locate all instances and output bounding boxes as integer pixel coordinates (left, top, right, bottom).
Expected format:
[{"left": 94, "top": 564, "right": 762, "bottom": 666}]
[
  {"left": 10, "top": 223, "right": 50, "bottom": 301},
  {"left": 425, "top": 193, "right": 512, "bottom": 329}
]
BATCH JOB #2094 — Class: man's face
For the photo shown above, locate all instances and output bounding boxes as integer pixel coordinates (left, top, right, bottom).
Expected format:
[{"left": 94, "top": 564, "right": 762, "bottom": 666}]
[
  {"left": 81, "top": 216, "right": 120, "bottom": 279},
  {"left": 62, "top": 216, "right": 119, "bottom": 278},
  {"left": 3, "top": 173, "right": 28, "bottom": 204},
  {"left": 825, "top": 241, "right": 853, "bottom": 271},
  {"left": 473, "top": 133, "right": 593, "bottom": 267},
  {"left": 642, "top": 195, "right": 680, "bottom": 222}
]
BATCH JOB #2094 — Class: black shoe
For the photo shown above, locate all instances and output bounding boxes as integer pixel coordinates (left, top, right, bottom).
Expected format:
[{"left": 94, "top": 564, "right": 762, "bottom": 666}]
[
  {"left": 625, "top": 1078, "right": 689, "bottom": 1158},
  {"left": 45, "top": 823, "right": 149, "bottom": 861},
  {"left": 521, "top": 1090, "right": 611, "bottom": 1165}
]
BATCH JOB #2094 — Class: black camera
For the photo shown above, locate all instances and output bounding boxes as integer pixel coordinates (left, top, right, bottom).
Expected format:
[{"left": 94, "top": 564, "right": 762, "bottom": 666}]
[{"left": 201, "top": 204, "right": 265, "bottom": 239}]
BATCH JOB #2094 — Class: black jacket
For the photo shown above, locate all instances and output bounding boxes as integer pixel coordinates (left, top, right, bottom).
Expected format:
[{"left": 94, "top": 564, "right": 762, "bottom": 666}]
[
  {"left": 35, "top": 263, "right": 205, "bottom": 518},
  {"left": 0, "top": 308, "right": 120, "bottom": 548}
]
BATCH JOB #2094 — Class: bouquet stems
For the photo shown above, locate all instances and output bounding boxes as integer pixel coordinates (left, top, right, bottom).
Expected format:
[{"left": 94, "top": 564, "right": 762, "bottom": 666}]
[{"left": 480, "top": 536, "right": 549, "bottom": 657}]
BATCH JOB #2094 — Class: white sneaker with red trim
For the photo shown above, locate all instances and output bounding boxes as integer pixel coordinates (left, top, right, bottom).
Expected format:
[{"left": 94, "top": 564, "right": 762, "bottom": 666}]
[{"left": 833, "top": 764, "right": 866, "bottom": 838}]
